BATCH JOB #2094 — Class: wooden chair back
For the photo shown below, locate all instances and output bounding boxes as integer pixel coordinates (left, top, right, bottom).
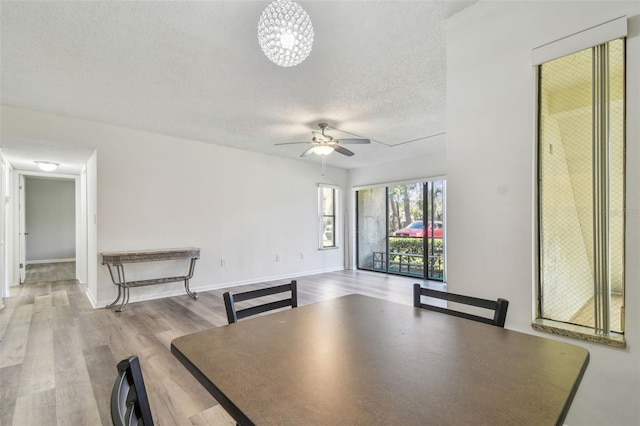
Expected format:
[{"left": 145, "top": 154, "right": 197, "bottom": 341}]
[
  {"left": 413, "top": 283, "right": 509, "bottom": 327},
  {"left": 111, "top": 355, "right": 154, "bottom": 426},
  {"left": 223, "top": 280, "right": 298, "bottom": 324}
]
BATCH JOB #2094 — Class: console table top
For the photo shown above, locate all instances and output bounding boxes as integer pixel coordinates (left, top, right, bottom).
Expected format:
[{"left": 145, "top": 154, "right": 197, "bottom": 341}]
[{"left": 101, "top": 247, "right": 201, "bottom": 264}]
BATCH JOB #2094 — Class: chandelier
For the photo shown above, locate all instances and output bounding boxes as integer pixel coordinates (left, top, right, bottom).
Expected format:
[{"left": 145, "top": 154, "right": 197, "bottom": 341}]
[{"left": 257, "top": 0, "right": 314, "bottom": 67}]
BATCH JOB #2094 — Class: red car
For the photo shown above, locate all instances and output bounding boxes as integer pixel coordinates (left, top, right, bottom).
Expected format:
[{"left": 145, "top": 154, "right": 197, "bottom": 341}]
[{"left": 394, "top": 220, "right": 443, "bottom": 238}]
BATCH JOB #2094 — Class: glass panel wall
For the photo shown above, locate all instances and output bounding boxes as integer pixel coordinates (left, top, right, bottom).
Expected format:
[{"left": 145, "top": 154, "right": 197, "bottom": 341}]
[
  {"left": 538, "top": 39, "right": 624, "bottom": 334},
  {"left": 357, "top": 179, "right": 446, "bottom": 281},
  {"left": 388, "top": 183, "right": 424, "bottom": 277},
  {"left": 356, "top": 187, "right": 387, "bottom": 272},
  {"left": 425, "top": 180, "right": 445, "bottom": 280}
]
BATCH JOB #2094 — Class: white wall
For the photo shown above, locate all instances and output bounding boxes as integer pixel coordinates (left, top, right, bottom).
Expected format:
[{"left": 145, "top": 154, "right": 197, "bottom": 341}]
[
  {"left": 349, "top": 150, "right": 446, "bottom": 189},
  {"left": 446, "top": 2, "right": 640, "bottom": 425},
  {"left": 24, "top": 177, "right": 76, "bottom": 262},
  {"left": 1, "top": 105, "right": 348, "bottom": 306}
]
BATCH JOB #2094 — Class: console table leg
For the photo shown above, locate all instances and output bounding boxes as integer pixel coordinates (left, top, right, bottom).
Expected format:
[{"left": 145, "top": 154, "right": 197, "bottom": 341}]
[
  {"left": 106, "top": 284, "right": 122, "bottom": 308},
  {"left": 185, "top": 279, "right": 198, "bottom": 299},
  {"left": 106, "top": 263, "right": 124, "bottom": 308},
  {"left": 184, "top": 258, "right": 198, "bottom": 299},
  {"left": 115, "top": 285, "right": 130, "bottom": 312},
  {"left": 115, "top": 264, "right": 130, "bottom": 312}
]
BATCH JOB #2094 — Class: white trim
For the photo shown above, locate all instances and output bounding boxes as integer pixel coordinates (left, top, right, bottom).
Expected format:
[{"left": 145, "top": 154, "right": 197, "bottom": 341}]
[
  {"left": 15, "top": 170, "right": 77, "bottom": 181},
  {"left": 26, "top": 258, "right": 75, "bottom": 265},
  {"left": 532, "top": 15, "right": 627, "bottom": 65},
  {"left": 318, "top": 183, "right": 340, "bottom": 190},
  {"left": 96, "top": 266, "right": 346, "bottom": 308},
  {"left": 352, "top": 175, "right": 447, "bottom": 192}
]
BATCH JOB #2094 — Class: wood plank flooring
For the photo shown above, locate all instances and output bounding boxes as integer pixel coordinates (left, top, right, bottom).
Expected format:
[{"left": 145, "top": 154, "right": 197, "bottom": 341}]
[{"left": 0, "top": 263, "right": 442, "bottom": 425}]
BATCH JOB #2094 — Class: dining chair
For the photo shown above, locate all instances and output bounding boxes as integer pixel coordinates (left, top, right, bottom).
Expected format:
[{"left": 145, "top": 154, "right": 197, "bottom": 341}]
[
  {"left": 413, "top": 283, "right": 509, "bottom": 327},
  {"left": 223, "top": 280, "right": 298, "bottom": 324},
  {"left": 111, "top": 355, "right": 154, "bottom": 426}
]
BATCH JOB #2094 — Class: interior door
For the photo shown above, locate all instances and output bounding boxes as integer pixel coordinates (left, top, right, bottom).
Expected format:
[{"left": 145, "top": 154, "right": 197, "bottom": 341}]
[{"left": 19, "top": 174, "right": 26, "bottom": 283}]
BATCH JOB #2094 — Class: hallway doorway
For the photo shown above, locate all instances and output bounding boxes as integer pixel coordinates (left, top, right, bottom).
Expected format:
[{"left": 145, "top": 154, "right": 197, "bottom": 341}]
[{"left": 24, "top": 261, "right": 76, "bottom": 284}]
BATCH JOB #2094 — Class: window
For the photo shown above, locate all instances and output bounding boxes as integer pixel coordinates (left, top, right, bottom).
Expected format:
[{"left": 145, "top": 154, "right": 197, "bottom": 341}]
[
  {"left": 535, "top": 37, "right": 625, "bottom": 347},
  {"left": 319, "top": 185, "right": 338, "bottom": 249}
]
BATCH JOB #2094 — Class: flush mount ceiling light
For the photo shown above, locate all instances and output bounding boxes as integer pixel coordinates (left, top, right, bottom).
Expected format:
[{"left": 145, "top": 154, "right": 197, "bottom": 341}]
[
  {"left": 257, "top": 0, "right": 314, "bottom": 67},
  {"left": 35, "top": 161, "right": 60, "bottom": 172}
]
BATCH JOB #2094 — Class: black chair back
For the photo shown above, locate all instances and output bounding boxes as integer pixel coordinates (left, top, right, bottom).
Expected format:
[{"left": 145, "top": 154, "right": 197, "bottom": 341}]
[
  {"left": 223, "top": 280, "right": 298, "bottom": 324},
  {"left": 111, "top": 355, "right": 154, "bottom": 426},
  {"left": 413, "top": 284, "right": 509, "bottom": 327}
]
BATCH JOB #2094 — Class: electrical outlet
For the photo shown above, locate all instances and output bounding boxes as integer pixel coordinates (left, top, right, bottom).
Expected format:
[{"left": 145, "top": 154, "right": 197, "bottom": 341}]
[
  {"left": 276, "top": 254, "right": 280, "bottom": 262},
  {"left": 220, "top": 258, "right": 226, "bottom": 267},
  {"left": 300, "top": 252, "right": 304, "bottom": 260}
]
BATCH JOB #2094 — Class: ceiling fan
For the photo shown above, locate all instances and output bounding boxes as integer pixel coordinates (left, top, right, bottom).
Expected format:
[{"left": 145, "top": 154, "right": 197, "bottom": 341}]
[{"left": 275, "top": 123, "right": 371, "bottom": 157}]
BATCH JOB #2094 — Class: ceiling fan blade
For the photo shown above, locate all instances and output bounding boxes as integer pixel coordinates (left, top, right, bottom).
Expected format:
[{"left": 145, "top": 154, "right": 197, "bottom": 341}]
[
  {"left": 274, "top": 141, "right": 311, "bottom": 146},
  {"left": 337, "top": 138, "right": 370, "bottom": 144},
  {"left": 334, "top": 145, "right": 355, "bottom": 156},
  {"left": 300, "top": 147, "right": 316, "bottom": 157}
]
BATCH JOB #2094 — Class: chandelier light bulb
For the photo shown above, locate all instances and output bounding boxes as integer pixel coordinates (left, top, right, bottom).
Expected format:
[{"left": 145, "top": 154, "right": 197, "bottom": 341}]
[
  {"left": 280, "top": 32, "right": 296, "bottom": 50},
  {"left": 257, "top": 0, "right": 314, "bottom": 67}
]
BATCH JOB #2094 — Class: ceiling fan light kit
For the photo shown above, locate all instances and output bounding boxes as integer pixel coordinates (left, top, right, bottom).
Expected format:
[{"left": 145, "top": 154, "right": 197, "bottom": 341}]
[
  {"left": 310, "top": 145, "right": 334, "bottom": 156},
  {"left": 275, "top": 123, "right": 371, "bottom": 158},
  {"left": 257, "top": 0, "right": 314, "bottom": 67}
]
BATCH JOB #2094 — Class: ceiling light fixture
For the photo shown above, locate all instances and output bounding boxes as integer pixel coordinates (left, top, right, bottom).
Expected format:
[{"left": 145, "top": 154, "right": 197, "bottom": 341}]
[
  {"left": 311, "top": 145, "right": 334, "bottom": 156},
  {"left": 257, "top": 0, "right": 314, "bottom": 67},
  {"left": 35, "top": 161, "right": 60, "bottom": 172}
]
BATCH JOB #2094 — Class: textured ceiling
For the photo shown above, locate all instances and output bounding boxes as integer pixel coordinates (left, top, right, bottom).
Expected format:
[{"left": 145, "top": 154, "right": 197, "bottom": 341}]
[{"left": 1, "top": 1, "right": 474, "bottom": 171}]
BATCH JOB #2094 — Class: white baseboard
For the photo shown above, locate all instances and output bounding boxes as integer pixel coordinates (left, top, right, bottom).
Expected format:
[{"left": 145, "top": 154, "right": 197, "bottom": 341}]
[
  {"left": 85, "top": 287, "right": 99, "bottom": 309},
  {"left": 26, "top": 258, "right": 75, "bottom": 265},
  {"left": 95, "top": 266, "right": 346, "bottom": 309}
]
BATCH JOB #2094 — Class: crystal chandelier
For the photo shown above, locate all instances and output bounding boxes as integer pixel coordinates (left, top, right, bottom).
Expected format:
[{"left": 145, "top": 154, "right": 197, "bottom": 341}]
[{"left": 257, "top": 0, "right": 314, "bottom": 67}]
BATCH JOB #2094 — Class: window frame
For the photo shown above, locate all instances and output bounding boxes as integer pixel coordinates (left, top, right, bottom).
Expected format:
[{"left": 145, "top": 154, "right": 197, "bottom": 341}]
[
  {"left": 532, "top": 36, "right": 627, "bottom": 348},
  {"left": 318, "top": 184, "right": 339, "bottom": 250}
]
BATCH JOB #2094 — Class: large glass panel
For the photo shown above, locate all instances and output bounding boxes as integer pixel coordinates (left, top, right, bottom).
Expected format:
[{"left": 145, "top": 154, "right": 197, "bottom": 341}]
[
  {"left": 425, "top": 180, "right": 445, "bottom": 280},
  {"left": 388, "top": 183, "right": 424, "bottom": 277},
  {"left": 538, "top": 39, "right": 624, "bottom": 333},
  {"left": 357, "top": 180, "right": 446, "bottom": 281},
  {"left": 608, "top": 39, "right": 625, "bottom": 333},
  {"left": 356, "top": 187, "right": 387, "bottom": 271}
]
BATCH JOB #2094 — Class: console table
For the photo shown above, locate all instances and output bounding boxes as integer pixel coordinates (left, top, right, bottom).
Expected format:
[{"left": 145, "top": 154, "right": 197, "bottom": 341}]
[{"left": 102, "top": 247, "right": 200, "bottom": 312}]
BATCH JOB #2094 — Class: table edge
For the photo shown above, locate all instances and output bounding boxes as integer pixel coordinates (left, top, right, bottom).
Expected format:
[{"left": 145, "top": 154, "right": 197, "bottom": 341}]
[
  {"left": 557, "top": 350, "right": 590, "bottom": 425},
  {"left": 170, "top": 341, "right": 255, "bottom": 426}
]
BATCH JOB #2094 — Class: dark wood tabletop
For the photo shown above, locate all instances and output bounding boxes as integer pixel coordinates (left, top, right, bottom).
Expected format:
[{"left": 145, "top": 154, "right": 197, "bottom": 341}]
[{"left": 171, "top": 294, "right": 589, "bottom": 425}]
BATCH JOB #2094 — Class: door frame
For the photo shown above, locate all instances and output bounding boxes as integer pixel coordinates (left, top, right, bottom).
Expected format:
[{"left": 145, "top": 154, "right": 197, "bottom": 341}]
[{"left": 15, "top": 170, "right": 86, "bottom": 285}]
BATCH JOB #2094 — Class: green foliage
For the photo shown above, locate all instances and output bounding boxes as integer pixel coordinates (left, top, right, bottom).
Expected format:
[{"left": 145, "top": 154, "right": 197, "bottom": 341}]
[{"left": 389, "top": 237, "right": 443, "bottom": 256}]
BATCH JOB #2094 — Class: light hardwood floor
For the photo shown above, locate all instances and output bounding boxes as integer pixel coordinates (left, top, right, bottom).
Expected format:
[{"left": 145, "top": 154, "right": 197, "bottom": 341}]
[{"left": 0, "top": 263, "right": 442, "bottom": 425}]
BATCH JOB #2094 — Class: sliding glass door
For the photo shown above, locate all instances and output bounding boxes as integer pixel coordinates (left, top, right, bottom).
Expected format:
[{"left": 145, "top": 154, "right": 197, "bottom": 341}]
[{"left": 356, "top": 179, "right": 446, "bottom": 281}]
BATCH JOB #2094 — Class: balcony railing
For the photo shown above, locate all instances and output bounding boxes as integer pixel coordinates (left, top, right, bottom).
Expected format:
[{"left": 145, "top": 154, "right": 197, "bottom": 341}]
[{"left": 372, "top": 251, "right": 443, "bottom": 280}]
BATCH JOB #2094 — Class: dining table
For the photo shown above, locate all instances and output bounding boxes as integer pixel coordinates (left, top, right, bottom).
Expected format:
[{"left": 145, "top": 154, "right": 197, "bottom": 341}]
[{"left": 171, "top": 294, "right": 589, "bottom": 425}]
